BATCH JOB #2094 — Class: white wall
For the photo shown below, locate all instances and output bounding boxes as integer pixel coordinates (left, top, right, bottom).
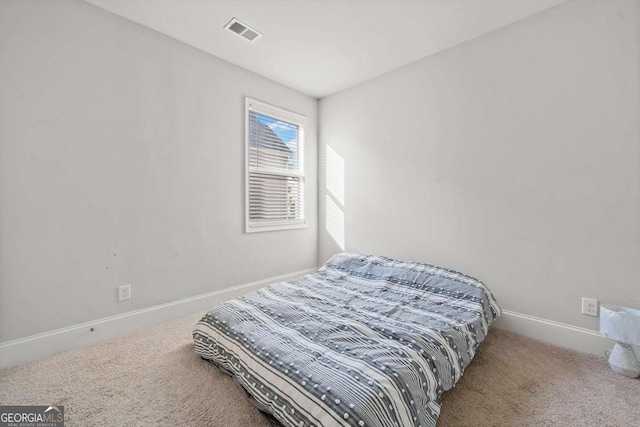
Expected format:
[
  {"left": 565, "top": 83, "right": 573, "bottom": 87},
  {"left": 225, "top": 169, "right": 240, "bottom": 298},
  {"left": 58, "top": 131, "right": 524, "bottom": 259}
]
[
  {"left": 319, "top": 0, "right": 640, "bottom": 332},
  {"left": 0, "top": 0, "right": 317, "bottom": 343}
]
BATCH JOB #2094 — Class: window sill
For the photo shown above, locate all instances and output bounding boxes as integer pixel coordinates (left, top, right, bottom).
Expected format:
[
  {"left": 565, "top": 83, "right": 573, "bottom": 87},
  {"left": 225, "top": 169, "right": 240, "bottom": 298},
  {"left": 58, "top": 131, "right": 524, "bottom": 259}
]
[{"left": 246, "top": 222, "right": 307, "bottom": 233}]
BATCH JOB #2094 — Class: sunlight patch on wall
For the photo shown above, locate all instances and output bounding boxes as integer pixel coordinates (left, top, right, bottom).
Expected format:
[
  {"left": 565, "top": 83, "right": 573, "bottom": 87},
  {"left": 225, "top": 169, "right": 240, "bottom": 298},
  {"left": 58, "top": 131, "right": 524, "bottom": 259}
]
[
  {"left": 326, "top": 146, "right": 344, "bottom": 205},
  {"left": 326, "top": 195, "right": 345, "bottom": 250},
  {"left": 325, "top": 145, "right": 345, "bottom": 250}
]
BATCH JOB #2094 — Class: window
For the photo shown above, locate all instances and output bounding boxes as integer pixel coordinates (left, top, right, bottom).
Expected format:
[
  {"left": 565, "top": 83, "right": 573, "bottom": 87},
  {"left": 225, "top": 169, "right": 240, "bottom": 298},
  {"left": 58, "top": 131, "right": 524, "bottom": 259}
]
[{"left": 245, "top": 98, "right": 306, "bottom": 232}]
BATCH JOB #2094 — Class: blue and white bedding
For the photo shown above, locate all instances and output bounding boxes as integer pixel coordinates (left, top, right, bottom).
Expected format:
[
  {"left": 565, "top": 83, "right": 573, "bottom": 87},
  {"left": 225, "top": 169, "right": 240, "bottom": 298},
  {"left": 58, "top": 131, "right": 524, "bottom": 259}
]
[{"left": 193, "top": 253, "right": 501, "bottom": 427}]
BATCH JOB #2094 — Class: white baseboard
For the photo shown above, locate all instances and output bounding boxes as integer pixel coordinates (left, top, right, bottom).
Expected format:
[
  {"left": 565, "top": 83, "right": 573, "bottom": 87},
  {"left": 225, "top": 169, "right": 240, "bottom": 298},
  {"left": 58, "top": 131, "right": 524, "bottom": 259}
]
[
  {"left": 3, "top": 283, "right": 635, "bottom": 369},
  {"left": 0, "top": 268, "right": 317, "bottom": 369},
  {"left": 492, "top": 310, "right": 639, "bottom": 358}
]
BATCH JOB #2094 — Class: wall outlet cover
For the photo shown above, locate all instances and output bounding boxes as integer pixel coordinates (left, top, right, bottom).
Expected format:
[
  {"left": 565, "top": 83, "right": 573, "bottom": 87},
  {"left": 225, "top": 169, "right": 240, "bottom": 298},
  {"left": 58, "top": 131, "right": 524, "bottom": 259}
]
[
  {"left": 118, "top": 285, "right": 131, "bottom": 302},
  {"left": 581, "top": 297, "right": 598, "bottom": 316}
]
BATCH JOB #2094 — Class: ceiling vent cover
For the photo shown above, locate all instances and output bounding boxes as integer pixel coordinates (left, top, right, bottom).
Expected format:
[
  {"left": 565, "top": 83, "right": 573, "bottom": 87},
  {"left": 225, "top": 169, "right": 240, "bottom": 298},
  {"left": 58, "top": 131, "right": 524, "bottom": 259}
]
[{"left": 224, "top": 18, "right": 262, "bottom": 42}]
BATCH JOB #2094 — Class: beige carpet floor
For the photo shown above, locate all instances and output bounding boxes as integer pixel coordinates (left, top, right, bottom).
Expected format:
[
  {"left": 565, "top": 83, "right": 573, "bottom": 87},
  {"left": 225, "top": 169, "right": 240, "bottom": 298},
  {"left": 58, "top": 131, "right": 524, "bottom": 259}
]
[{"left": 1, "top": 313, "right": 639, "bottom": 426}]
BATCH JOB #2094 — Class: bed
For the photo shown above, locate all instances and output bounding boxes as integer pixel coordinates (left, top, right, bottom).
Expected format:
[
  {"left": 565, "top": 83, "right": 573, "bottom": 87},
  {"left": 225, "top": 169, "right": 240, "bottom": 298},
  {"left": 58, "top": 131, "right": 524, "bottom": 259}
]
[{"left": 193, "top": 253, "right": 501, "bottom": 427}]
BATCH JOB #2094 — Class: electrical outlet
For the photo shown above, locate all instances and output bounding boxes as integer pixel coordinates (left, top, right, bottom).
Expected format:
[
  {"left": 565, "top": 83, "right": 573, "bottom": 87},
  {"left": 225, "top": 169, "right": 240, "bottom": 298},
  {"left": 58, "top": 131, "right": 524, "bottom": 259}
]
[
  {"left": 581, "top": 297, "right": 598, "bottom": 316},
  {"left": 118, "top": 285, "right": 131, "bottom": 302}
]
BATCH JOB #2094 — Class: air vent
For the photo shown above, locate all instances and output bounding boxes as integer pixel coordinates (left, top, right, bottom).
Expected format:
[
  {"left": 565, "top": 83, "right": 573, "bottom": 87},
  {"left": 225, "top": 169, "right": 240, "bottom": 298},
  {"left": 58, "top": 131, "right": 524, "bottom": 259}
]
[
  {"left": 224, "top": 18, "right": 263, "bottom": 42},
  {"left": 228, "top": 21, "right": 246, "bottom": 35}
]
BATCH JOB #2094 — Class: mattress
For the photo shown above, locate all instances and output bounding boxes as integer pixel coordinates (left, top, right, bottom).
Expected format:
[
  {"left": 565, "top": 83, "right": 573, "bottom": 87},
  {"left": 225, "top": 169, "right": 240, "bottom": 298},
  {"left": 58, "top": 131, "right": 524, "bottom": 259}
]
[{"left": 193, "top": 253, "right": 501, "bottom": 427}]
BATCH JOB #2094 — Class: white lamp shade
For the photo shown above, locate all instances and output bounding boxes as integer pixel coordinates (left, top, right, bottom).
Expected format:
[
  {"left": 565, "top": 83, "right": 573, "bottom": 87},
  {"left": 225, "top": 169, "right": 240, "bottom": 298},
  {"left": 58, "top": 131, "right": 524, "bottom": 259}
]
[{"left": 600, "top": 304, "right": 640, "bottom": 346}]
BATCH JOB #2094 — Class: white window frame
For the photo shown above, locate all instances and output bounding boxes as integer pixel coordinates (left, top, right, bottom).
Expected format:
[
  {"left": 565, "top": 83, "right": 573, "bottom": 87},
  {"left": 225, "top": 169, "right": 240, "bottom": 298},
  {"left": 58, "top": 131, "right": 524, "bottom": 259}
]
[{"left": 245, "top": 97, "right": 307, "bottom": 233}]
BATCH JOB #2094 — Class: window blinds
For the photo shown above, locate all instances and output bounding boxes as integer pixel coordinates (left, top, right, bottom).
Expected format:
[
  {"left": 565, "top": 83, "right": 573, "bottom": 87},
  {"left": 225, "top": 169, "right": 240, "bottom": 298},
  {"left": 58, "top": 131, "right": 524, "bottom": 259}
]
[{"left": 247, "top": 103, "right": 305, "bottom": 231}]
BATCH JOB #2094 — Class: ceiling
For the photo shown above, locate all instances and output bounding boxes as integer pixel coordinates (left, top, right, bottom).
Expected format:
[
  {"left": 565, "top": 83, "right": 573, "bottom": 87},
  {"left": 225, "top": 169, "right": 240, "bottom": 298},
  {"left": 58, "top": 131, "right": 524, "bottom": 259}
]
[{"left": 84, "top": 0, "right": 567, "bottom": 99}]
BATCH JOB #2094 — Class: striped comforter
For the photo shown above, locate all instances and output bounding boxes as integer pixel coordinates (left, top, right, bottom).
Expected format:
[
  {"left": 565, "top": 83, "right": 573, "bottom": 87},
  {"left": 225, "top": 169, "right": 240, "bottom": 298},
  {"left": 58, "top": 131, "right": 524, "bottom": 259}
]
[{"left": 193, "top": 253, "right": 501, "bottom": 427}]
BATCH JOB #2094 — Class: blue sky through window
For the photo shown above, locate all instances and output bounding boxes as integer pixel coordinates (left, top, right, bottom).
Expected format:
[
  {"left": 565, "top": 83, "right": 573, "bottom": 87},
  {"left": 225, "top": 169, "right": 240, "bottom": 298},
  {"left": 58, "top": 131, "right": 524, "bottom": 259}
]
[
  {"left": 256, "top": 113, "right": 299, "bottom": 170},
  {"left": 257, "top": 114, "right": 298, "bottom": 145}
]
